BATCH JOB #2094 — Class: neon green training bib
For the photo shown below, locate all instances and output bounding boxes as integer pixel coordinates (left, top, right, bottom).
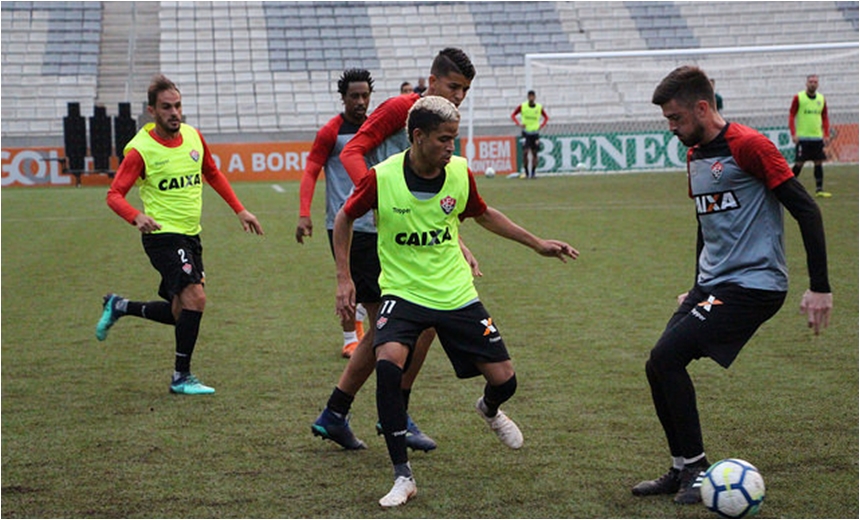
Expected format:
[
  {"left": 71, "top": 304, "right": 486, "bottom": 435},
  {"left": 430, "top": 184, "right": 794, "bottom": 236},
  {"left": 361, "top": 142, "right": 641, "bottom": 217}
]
[
  {"left": 375, "top": 152, "right": 477, "bottom": 310},
  {"left": 125, "top": 123, "right": 205, "bottom": 235}
]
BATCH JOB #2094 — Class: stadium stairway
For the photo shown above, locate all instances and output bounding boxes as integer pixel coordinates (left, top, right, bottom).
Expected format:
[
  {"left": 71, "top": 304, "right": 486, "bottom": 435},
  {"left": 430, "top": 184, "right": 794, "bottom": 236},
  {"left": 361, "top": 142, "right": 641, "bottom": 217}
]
[{"left": 96, "top": 2, "right": 160, "bottom": 121}]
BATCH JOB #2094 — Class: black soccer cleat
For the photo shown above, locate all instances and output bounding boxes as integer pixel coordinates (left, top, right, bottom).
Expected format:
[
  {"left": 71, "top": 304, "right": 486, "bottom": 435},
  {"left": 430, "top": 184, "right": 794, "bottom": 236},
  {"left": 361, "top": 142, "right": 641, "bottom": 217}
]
[
  {"left": 632, "top": 467, "right": 681, "bottom": 496},
  {"left": 674, "top": 459, "right": 709, "bottom": 505}
]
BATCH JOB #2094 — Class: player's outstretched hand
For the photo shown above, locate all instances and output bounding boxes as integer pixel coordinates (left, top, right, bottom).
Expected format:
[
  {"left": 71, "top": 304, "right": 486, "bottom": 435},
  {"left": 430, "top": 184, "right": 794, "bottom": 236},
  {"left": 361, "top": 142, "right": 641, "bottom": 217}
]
[
  {"left": 799, "top": 289, "right": 832, "bottom": 335},
  {"left": 296, "top": 216, "right": 313, "bottom": 244},
  {"left": 535, "top": 239, "right": 579, "bottom": 263},
  {"left": 238, "top": 209, "right": 264, "bottom": 235}
]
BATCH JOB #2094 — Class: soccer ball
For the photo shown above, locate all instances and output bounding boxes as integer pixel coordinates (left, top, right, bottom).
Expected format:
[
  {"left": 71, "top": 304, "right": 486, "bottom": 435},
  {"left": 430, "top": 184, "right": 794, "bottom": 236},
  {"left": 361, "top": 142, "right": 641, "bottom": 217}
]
[
  {"left": 700, "top": 458, "right": 765, "bottom": 518},
  {"left": 484, "top": 167, "right": 496, "bottom": 178}
]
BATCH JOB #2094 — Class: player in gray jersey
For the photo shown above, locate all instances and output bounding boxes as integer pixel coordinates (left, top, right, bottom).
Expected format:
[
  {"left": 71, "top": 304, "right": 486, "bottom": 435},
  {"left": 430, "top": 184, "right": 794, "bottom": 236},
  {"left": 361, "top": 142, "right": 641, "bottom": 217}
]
[
  {"left": 632, "top": 65, "right": 832, "bottom": 506},
  {"left": 296, "top": 69, "right": 376, "bottom": 359}
]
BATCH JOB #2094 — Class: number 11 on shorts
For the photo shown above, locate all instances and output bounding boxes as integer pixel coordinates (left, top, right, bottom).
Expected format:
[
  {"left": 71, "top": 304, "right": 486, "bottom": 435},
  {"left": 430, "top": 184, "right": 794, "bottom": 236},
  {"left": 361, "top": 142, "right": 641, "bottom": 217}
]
[{"left": 380, "top": 299, "right": 397, "bottom": 316}]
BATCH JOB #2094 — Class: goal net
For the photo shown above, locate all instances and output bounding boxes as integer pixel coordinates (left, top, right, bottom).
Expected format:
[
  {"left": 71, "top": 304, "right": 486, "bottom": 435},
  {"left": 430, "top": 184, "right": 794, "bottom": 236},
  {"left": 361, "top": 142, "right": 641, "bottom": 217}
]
[{"left": 523, "top": 42, "right": 859, "bottom": 174}]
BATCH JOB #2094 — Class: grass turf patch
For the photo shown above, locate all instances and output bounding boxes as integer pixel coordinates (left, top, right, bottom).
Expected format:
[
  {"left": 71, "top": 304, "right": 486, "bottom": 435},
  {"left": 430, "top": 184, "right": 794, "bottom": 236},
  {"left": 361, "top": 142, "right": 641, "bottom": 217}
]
[{"left": 2, "top": 166, "right": 857, "bottom": 517}]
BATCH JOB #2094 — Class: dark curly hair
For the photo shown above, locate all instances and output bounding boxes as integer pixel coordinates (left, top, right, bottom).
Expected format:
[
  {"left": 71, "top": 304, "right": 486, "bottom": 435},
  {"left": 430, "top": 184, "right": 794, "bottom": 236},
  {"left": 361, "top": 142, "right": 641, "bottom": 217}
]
[
  {"left": 337, "top": 68, "right": 374, "bottom": 97},
  {"left": 431, "top": 48, "right": 476, "bottom": 81}
]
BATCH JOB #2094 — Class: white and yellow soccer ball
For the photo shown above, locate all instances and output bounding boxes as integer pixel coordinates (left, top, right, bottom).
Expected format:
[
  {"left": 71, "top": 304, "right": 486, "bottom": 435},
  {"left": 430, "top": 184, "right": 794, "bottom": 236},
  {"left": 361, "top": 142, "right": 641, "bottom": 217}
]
[
  {"left": 484, "top": 167, "right": 496, "bottom": 178},
  {"left": 700, "top": 458, "right": 765, "bottom": 518}
]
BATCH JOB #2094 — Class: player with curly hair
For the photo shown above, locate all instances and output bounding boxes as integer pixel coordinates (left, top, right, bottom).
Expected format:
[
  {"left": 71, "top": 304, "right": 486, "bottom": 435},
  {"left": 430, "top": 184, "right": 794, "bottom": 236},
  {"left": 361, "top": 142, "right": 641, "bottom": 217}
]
[{"left": 296, "top": 68, "right": 375, "bottom": 358}]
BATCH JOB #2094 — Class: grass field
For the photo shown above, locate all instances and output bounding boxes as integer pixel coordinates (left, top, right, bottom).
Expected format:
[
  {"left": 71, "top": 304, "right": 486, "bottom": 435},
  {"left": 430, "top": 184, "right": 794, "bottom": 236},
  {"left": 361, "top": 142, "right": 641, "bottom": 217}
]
[{"left": 2, "top": 166, "right": 857, "bottom": 518}]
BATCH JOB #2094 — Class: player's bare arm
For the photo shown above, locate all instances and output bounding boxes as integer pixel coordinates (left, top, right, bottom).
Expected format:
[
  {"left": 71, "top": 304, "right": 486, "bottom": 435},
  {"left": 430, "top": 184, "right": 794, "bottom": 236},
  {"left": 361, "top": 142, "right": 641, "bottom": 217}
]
[
  {"left": 458, "top": 237, "right": 482, "bottom": 277},
  {"left": 474, "top": 206, "right": 578, "bottom": 262},
  {"left": 332, "top": 208, "right": 356, "bottom": 322}
]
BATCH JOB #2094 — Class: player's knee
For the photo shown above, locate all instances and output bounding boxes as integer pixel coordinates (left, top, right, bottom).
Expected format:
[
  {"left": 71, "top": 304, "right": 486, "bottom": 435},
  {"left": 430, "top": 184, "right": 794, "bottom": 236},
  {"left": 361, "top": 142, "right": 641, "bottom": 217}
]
[
  {"left": 647, "top": 346, "right": 673, "bottom": 376},
  {"left": 648, "top": 342, "right": 691, "bottom": 377},
  {"left": 180, "top": 284, "right": 206, "bottom": 311},
  {"left": 645, "top": 357, "right": 658, "bottom": 381},
  {"left": 187, "top": 297, "right": 205, "bottom": 312},
  {"left": 645, "top": 354, "right": 676, "bottom": 389}
]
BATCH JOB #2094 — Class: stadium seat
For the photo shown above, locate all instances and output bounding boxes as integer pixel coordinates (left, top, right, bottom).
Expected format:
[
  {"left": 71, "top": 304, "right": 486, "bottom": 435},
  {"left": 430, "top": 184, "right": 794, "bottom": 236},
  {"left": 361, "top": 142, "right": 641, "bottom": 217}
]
[
  {"left": 1, "top": 1, "right": 99, "bottom": 136},
  {"left": 1, "top": 0, "right": 857, "bottom": 141}
]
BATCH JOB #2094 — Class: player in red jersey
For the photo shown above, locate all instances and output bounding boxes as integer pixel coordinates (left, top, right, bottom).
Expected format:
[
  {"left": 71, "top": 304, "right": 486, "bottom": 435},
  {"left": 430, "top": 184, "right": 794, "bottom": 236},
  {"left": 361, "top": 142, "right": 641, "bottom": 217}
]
[
  {"left": 96, "top": 74, "right": 263, "bottom": 395},
  {"left": 296, "top": 69, "right": 375, "bottom": 359},
  {"left": 311, "top": 48, "right": 477, "bottom": 453}
]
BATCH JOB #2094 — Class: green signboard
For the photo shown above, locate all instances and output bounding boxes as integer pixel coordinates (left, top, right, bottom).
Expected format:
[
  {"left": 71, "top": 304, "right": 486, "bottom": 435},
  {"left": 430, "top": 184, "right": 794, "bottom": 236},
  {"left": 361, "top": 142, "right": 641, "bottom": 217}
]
[{"left": 521, "top": 127, "right": 797, "bottom": 173}]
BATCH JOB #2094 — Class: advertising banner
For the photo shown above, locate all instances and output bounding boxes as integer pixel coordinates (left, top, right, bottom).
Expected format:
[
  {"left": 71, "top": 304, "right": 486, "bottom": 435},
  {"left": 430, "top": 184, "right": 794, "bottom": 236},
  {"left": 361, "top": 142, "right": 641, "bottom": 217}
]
[
  {"left": 524, "top": 123, "right": 858, "bottom": 174},
  {"left": 2, "top": 141, "right": 314, "bottom": 187},
  {"left": 209, "top": 141, "right": 311, "bottom": 182},
  {"left": 461, "top": 136, "right": 517, "bottom": 175},
  {"left": 2, "top": 125, "right": 854, "bottom": 187}
]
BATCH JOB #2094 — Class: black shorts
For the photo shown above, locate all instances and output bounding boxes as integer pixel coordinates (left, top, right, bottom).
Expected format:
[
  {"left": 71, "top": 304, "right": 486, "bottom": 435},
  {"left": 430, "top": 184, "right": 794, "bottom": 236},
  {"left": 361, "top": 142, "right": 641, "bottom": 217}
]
[
  {"left": 142, "top": 233, "right": 204, "bottom": 301},
  {"left": 328, "top": 230, "right": 381, "bottom": 304},
  {"left": 652, "top": 284, "right": 786, "bottom": 369},
  {"left": 373, "top": 296, "right": 510, "bottom": 379},
  {"left": 522, "top": 131, "right": 540, "bottom": 152},
  {"left": 795, "top": 139, "right": 826, "bottom": 162}
]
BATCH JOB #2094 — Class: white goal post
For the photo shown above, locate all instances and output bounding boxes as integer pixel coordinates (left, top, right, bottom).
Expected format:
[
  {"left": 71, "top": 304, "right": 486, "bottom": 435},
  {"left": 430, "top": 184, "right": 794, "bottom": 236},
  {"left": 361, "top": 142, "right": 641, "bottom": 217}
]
[{"left": 521, "top": 42, "right": 859, "bottom": 174}]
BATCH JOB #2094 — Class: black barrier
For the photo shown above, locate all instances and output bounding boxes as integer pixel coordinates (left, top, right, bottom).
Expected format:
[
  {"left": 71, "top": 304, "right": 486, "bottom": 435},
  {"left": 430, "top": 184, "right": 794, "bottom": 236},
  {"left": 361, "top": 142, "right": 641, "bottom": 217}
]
[
  {"left": 114, "top": 102, "right": 136, "bottom": 163},
  {"left": 58, "top": 102, "right": 138, "bottom": 185},
  {"left": 89, "top": 105, "right": 112, "bottom": 172},
  {"left": 63, "top": 102, "right": 87, "bottom": 173}
]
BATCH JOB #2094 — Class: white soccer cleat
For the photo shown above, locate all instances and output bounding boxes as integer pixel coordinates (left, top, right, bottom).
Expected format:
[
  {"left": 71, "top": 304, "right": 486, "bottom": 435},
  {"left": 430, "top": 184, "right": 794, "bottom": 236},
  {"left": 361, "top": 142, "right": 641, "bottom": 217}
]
[
  {"left": 378, "top": 476, "right": 417, "bottom": 508},
  {"left": 476, "top": 397, "right": 523, "bottom": 449}
]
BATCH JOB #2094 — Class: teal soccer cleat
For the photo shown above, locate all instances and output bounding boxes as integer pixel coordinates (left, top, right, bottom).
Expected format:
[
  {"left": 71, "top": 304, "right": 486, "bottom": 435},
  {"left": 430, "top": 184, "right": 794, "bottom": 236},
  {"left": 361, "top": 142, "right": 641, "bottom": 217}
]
[
  {"left": 169, "top": 374, "right": 215, "bottom": 395},
  {"left": 95, "top": 293, "right": 123, "bottom": 341}
]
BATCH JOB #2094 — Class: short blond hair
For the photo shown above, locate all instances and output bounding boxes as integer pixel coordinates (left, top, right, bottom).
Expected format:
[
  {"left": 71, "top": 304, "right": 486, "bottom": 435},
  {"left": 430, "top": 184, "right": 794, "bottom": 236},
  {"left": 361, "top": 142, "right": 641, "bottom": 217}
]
[{"left": 407, "top": 96, "right": 460, "bottom": 143}]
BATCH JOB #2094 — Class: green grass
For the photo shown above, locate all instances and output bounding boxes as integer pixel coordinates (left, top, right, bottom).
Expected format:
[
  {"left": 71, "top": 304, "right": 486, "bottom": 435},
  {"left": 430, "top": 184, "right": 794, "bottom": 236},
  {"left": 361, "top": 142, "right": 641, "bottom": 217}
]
[{"left": 2, "top": 166, "right": 857, "bottom": 518}]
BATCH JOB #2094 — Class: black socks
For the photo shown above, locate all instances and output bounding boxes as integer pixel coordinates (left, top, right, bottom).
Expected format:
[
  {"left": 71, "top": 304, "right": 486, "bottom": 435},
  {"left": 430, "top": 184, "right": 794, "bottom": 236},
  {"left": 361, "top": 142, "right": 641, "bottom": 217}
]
[
  {"left": 377, "top": 359, "right": 408, "bottom": 466},
  {"left": 125, "top": 300, "right": 176, "bottom": 325},
  {"left": 327, "top": 386, "right": 355, "bottom": 417},
  {"left": 174, "top": 309, "right": 202, "bottom": 373},
  {"left": 482, "top": 374, "right": 518, "bottom": 417}
]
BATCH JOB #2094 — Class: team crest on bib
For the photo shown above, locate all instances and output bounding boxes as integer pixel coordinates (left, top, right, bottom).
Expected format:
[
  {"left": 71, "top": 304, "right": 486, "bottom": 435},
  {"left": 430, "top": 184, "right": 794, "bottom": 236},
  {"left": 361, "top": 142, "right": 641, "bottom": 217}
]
[
  {"left": 710, "top": 160, "right": 724, "bottom": 183},
  {"left": 440, "top": 195, "right": 456, "bottom": 215},
  {"left": 190, "top": 149, "right": 200, "bottom": 162}
]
